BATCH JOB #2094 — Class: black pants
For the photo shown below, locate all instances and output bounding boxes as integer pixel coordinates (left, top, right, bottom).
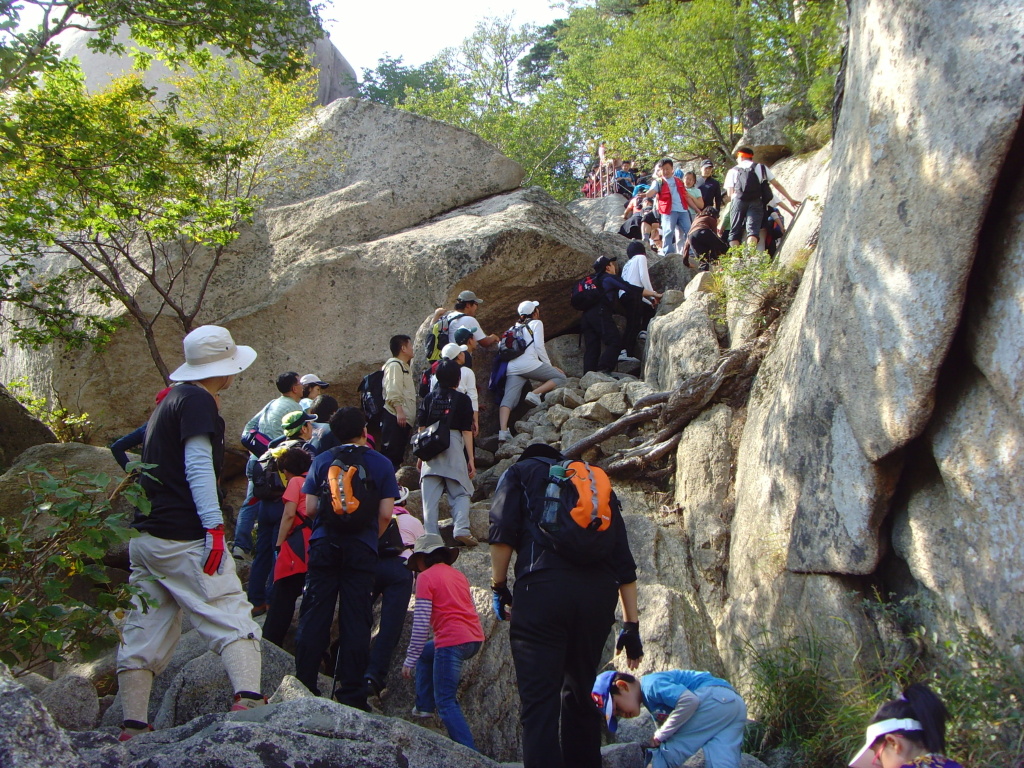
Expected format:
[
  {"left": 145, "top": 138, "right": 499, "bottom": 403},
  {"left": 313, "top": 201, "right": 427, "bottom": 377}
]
[
  {"left": 580, "top": 305, "right": 621, "bottom": 374},
  {"left": 688, "top": 228, "right": 729, "bottom": 270},
  {"left": 510, "top": 569, "right": 619, "bottom": 768},
  {"left": 620, "top": 294, "right": 656, "bottom": 357},
  {"left": 293, "top": 536, "right": 377, "bottom": 709},
  {"left": 262, "top": 572, "right": 305, "bottom": 648},
  {"left": 364, "top": 555, "right": 414, "bottom": 687},
  {"left": 379, "top": 409, "right": 411, "bottom": 470}
]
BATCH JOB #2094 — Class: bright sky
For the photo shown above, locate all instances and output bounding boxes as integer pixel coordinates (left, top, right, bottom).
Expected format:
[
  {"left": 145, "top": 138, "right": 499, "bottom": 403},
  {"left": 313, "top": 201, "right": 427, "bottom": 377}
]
[{"left": 320, "top": 0, "right": 567, "bottom": 74}]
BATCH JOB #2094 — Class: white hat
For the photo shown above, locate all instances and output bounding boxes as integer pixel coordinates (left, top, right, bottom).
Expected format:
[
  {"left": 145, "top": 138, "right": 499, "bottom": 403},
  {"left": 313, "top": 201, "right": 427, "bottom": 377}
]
[
  {"left": 441, "top": 342, "right": 468, "bottom": 360},
  {"left": 517, "top": 300, "right": 539, "bottom": 316},
  {"left": 848, "top": 719, "right": 924, "bottom": 768},
  {"left": 299, "top": 373, "right": 329, "bottom": 387},
  {"left": 169, "top": 325, "right": 257, "bottom": 382}
]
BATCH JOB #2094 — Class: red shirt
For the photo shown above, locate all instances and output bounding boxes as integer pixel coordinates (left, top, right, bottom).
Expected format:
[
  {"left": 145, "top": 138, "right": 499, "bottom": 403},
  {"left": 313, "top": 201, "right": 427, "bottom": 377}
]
[{"left": 415, "top": 563, "right": 484, "bottom": 648}]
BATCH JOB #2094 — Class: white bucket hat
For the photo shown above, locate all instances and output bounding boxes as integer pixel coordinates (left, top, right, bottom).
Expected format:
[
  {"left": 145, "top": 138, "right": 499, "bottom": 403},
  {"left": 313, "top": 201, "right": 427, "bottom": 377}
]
[
  {"left": 848, "top": 719, "right": 924, "bottom": 768},
  {"left": 169, "top": 325, "right": 257, "bottom": 382}
]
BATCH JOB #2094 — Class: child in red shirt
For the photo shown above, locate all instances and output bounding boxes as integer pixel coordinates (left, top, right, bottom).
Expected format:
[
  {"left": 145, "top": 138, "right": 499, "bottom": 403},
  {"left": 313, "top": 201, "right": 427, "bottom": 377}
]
[
  {"left": 402, "top": 533, "right": 484, "bottom": 750},
  {"left": 262, "top": 447, "right": 312, "bottom": 647}
]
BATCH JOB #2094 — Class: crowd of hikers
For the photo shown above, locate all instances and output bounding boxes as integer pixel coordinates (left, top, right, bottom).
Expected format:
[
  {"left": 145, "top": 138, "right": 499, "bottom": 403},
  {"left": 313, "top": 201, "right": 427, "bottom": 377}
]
[{"left": 104, "top": 147, "right": 964, "bottom": 768}]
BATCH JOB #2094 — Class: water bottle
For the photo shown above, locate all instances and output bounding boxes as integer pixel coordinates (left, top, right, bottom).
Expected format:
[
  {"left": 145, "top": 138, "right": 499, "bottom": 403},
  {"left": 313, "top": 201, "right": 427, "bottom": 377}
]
[{"left": 540, "top": 463, "right": 567, "bottom": 533}]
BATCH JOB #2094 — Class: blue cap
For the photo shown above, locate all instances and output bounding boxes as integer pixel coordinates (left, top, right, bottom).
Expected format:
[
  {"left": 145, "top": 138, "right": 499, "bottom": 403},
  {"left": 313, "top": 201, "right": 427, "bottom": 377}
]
[{"left": 591, "top": 670, "right": 618, "bottom": 733}]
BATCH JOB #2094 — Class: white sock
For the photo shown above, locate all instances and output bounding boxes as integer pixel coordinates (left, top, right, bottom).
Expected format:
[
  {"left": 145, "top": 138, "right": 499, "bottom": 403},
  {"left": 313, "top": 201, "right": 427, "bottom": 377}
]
[
  {"left": 221, "top": 638, "right": 262, "bottom": 695},
  {"left": 118, "top": 669, "right": 155, "bottom": 724}
]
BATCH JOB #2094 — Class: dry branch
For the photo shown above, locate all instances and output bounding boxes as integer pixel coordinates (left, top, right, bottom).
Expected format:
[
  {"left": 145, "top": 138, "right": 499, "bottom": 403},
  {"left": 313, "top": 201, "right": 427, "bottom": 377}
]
[{"left": 562, "top": 405, "right": 663, "bottom": 459}]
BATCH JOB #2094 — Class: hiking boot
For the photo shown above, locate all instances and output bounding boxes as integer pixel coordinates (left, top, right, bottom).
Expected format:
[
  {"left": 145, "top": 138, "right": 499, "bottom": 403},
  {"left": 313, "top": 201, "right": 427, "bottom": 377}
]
[
  {"left": 497, "top": 430, "right": 512, "bottom": 442},
  {"left": 231, "top": 692, "right": 267, "bottom": 711},
  {"left": 525, "top": 392, "right": 543, "bottom": 407},
  {"left": 250, "top": 603, "right": 268, "bottom": 618},
  {"left": 232, "top": 545, "right": 250, "bottom": 562},
  {"left": 410, "top": 706, "right": 434, "bottom": 719},
  {"left": 455, "top": 534, "right": 479, "bottom": 548},
  {"left": 365, "top": 676, "right": 383, "bottom": 699},
  {"left": 118, "top": 720, "right": 153, "bottom": 741}
]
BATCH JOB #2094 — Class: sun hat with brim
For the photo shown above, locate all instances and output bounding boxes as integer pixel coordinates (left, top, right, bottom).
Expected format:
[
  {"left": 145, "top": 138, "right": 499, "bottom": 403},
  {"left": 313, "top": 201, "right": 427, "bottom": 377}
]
[
  {"left": 406, "top": 533, "right": 459, "bottom": 570},
  {"left": 169, "top": 325, "right": 257, "bottom": 382},
  {"left": 848, "top": 719, "right": 924, "bottom": 768},
  {"left": 282, "top": 410, "right": 317, "bottom": 436},
  {"left": 591, "top": 670, "right": 618, "bottom": 734}
]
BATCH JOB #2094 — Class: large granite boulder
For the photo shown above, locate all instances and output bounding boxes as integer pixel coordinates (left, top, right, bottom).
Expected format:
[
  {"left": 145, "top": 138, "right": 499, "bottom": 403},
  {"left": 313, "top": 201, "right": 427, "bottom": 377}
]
[
  {"left": 59, "top": 26, "right": 358, "bottom": 105},
  {"left": 733, "top": 103, "right": 796, "bottom": 165},
  {"left": 567, "top": 195, "right": 630, "bottom": 236},
  {"left": 0, "top": 664, "right": 81, "bottom": 768},
  {"left": 643, "top": 294, "right": 721, "bottom": 392},
  {"left": 0, "top": 383, "right": 56, "bottom": 471}
]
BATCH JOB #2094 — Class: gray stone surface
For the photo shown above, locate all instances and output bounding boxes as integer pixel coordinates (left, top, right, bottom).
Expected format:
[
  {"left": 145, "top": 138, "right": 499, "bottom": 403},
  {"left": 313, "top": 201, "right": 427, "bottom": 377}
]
[
  {"left": 733, "top": 103, "right": 796, "bottom": 165},
  {"left": 568, "top": 195, "right": 630, "bottom": 235},
  {"left": 584, "top": 381, "right": 622, "bottom": 403},
  {"left": 643, "top": 295, "right": 721, "bottom": 392},
  {"left": 38, "top": 674, "right": 99, "bottom": 731},
  {"left": 0, "top": 383, "right": 56, "bottom": 471},
  {"left": 0, "top": 664, "right": 81, "bottom": 767},
  {"left": 267, "top": 675, "right": 315, "bottom": 705}
]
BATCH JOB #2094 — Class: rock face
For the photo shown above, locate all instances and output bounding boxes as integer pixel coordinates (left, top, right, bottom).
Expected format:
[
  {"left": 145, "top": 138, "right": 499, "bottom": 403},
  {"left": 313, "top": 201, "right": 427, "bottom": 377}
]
[
  {"left": 0, "top": 383, "right": 56, "bottom": 471},
  {"left": 733, "top": 103, "right": 796, "bottom": 165},
  {"left": 0, "top": 664, "right": 81, "bottom": 767},
  {"left": 568, "top": 194, "right": 630, "bottom": 235},
  {"left": 58, "top": 26, "right": 358, "bottom": 105}
]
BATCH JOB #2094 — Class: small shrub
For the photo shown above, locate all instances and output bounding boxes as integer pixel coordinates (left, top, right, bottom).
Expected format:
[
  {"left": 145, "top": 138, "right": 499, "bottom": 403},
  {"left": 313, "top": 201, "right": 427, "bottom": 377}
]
[
  {"left": 0, "top": 465, "right": 150, "bottom": 674},
  {"left": 7, "top": 377, "right": 92, "bottom": 443},
  {"left": 711, "top": 244, "right": 803, "bottom": 332}
]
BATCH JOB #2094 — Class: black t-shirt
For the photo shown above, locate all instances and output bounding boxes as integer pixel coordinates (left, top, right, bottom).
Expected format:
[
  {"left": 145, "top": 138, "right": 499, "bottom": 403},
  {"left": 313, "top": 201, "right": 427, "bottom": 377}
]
[
  {"left": 136, "top": 383, "right": 224, "bottom": 541},
  {"left": 417, "top": 388, "right": 474, "bottom": 433},
  {"left": 698, "top": 176, "right": 724, "bottom": 209}
]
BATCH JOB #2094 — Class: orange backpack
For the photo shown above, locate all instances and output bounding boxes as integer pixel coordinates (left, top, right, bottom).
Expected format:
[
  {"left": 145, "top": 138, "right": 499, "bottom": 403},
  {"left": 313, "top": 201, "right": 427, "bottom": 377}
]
[
  {"left": 534, "top": 459, "right": 617, "bottom": 564},
  {"left": 319, "top": 445, "right": 379, "bottom": 534}
]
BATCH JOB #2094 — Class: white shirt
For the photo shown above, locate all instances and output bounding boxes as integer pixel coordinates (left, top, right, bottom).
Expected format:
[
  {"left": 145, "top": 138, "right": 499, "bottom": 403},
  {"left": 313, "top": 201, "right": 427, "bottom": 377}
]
[
  {"left": 429, "top": 365, "right": 479, "bottom": 412},
  {"left": 447, "top": 311, "right": 486, "bottom": 342},
  {"left": 507, "top": 319, "right": 550, "bottom": 376},
  {"left": 724, "top": 159, "right": 774, "bottom": 198},
  {"left": 620, "top": 253, "right": 654, "bottom": 306}
]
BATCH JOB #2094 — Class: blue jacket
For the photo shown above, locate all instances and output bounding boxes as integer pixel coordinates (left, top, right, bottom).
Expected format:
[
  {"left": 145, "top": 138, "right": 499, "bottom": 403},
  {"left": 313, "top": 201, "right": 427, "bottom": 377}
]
[{"left": 640, "top": 670, "right": 734, "bottom": 718}]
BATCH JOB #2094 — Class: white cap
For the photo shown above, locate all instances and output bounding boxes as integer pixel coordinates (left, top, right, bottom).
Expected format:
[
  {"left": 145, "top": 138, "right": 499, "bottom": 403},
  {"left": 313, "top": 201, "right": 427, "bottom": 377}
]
[
  {"left": 517, "top": 300, "right": 539, "bottom": 316},
  {"left": 169, "top": 325, "right": 257, "bottom": 382},
  {"left": 441, "top": 343, "right": 468, "bottom": 360},
  {"left": 299, "top": 373, "right": 329, "bottom": 387},
  {"left": 848, "top": 719, "right": 924, "bottom": 768}
]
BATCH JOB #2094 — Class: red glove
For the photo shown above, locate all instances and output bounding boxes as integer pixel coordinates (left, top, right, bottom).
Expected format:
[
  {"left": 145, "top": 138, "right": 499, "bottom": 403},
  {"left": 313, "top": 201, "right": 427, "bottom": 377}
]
[{"left": 203, "top": 526, "right": 226, "bottom": 575}]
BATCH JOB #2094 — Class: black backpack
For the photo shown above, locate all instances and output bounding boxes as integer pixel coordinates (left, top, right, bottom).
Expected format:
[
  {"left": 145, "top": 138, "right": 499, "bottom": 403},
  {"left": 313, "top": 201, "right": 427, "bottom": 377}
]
[
  {"left": 527, "top": 457, "right": 619, "bottom": 566},
  {"left": 317, "top": 445, "right": 380, "bottom": 534},
  {"left": 418, "top": 360, "right": 441, "bottom": 398},
  {"left": 424, "top": 313, "right": 465, "bottom": 362},
  {"left": 378, "top": 516, "right": 406, "bottom": 558},
  {"left": 736, "top": 162, "right": 771, "bottom": 204},
  {"left": 251, "top": 441, "right": 298, "bottom": 501},
  {"left": 570, "top": 274, "right": 603, "bottom": 311},
  {"left": 358, "top": 360, "right": 401, "bottom": 427}
]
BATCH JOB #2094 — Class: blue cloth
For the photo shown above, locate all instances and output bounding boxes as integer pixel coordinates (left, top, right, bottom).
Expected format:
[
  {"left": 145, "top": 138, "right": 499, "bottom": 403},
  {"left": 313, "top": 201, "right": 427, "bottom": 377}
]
[
  {"left": 640, "top": 670, "right": 734, "bottom": 717},
  {"left": 233, "top": 495, "right": 258, "bottom": 553},
  {"left": 246, "top": 498, "right": 282, "bottom": 606},
  {"left": 660, "top": 210, "right": 692, "bottom": 254},
  {"left": 415, "top": 640, "right": 481, "bottom": 750},
  {"left": 109, "top": 424, "right": 147, "bottom": 471},
  {"left": 302, "top": 444, "right": 400, "bottom": 553},
  {"left": 647, "top": 685, "right": 746, "bottom": 768},
  {"left": 365, "top": 555, "right": 414, "bottom": 687}
]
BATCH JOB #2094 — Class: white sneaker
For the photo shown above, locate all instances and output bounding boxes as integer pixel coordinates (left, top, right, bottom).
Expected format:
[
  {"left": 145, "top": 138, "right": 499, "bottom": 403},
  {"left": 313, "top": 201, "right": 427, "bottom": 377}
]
[
  {"left": 618, "top": 350, "right": 633, "bottom": 361},
  {"left": 498, "top": 430, "right": 512, "bottom": 442},
  {"left": 637, "top": 331, "right": 648, "bottom": 341},
  {"left": 525, "top": 392, "right": 543, "bottom": 407},
  {"left": 411, "top": 706, "right": 433, "bottom": 719}
]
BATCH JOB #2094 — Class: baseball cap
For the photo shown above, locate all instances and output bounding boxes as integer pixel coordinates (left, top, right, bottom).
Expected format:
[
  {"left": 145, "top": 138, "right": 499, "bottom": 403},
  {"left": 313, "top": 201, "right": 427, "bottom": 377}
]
[
  {"left": 441, "top": 342, "right": 468, "bottom": 360},
  {"left": 299, "top": 373, "right": 329, "bottom": 387},
  {"left": 591, "top": 671, "right": 618, "bottom": 734},
  {"left": 593, "top": 255, "right": 617, "bottom": 272},
  {"left": 452, "top": 327, "right": 474, "bottom": 345},
  {"left": 700, "top": 159, "right": 714, "bottom": 168},
  {"left": 169, "top": 325, "right": 257, "bottom": 382},
  {"left": 848, "top": 719, "right": 924, "bottom": 768},
  {"left": 517, "top": 300, "right": 539, "bottom": 316},
  {"left": 457, "top": 290, "right": 483, "bottom": 304},
  {"left": 281, "top": 410, "right": 317, "bottom": 436}
]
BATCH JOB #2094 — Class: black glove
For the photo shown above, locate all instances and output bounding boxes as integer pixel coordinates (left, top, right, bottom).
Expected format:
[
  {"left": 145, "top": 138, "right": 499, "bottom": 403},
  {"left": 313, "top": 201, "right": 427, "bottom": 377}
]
[
  {"left": 616, "top": 621, "right": 643, "bottom": 661},
  {"left": 491, "top": 582, "right": 513, "bottom": 621}
]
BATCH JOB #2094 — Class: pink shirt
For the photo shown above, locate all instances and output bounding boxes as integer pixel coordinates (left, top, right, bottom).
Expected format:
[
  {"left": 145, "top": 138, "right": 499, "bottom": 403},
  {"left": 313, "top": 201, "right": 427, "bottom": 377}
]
[{"left": 415, "top": 563, "right": 484, "bottom": 649}]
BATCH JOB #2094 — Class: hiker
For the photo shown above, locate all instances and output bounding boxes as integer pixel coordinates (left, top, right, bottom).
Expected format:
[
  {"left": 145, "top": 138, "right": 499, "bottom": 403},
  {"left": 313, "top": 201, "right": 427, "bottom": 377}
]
[
  {"left": 298, "top": 374, "right": 330, "bottom": 410},
  {"left": 619, "top": 242, "right": 658, "bottom": 359},
  {"left": 109, "top": 387, "right": 175, "bottom": 471},
  {"left": 308, "top": 394, "right": 339, "bottom": 454},
  {"left": 234, "top": 371, "right": 305, "bottom": 560},
  {"left": 724, "top": 146, "right": 798, "bottom": 247},
  {"left": 682, "top": 170, "right": 705, "bottom": 220},
  {"left": 381, "top": 334, "right": 416, "bottom": 470},
  {"left": 615, "top": 160, "right": 637, "bottom": 197},
  {"left": 293, "top": 407, "right": 399, "bottom": 710},
  {"left": 402, "top": 533, "right": 485, "bottom": 750},
  {"left": 581, "top": 255, "right": 661, "bottom": 374},
  {"left": 447, "top": 290, "right": 499, "bottom": 366},
  {"left": 619, "top": 189, "right": 647, "bottom": 240},
  {"left": 697, "top": 159, "right": 724, "bottom": 210},
  {"left": 488, "top": 443, "right": 643, "bottom": 768},
  {"left": 116, "top": 325, "right": 264, "bottom": 740},
  {"left": 364, "top": 486, "right": 424, "bottom": 698},
  {"left": 416, "top": 359, "right": 476, "bottom": 546},
  {"left": 247, "top": 409, "right": 318, "bottom": 617},
  {"left": 498, "top": 300, "right": 566, "bottom": 442},
  {"left": 682, "top": 207, "right": 730, "bottom": 271},
  {"left": 262, "top": 446, "right": 314, "bottom": 648},
  {"left": 594, "top": 669, "right": 747, "bottom": 768},
  {"left": 644, "top": 158, "right": 691, "bottom": 255},
  {"left": 431, "top": 340, "right": 479, "bottom": 435},
  {"left": 848, "top": 684, "right": 962, "bottom": 768}
]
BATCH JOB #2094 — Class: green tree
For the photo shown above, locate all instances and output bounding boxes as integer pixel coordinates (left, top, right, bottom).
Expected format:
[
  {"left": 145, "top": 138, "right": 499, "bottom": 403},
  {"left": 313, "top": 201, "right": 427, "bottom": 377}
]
[
  {"left": 0, "top": 0, "right": 323, "bottom": 93},
  {"left": 357, "top": 54, "right": 450, "bottom": 106},
  {"left": 0, "top": 59, "right": 324, "bottom": 379}
]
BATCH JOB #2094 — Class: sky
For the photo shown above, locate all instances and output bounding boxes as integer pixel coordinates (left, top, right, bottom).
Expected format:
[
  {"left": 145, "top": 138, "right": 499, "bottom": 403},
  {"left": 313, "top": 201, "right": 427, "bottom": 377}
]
[{"left": 319, "top": 0, "right": 567, "bottom": 75}]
